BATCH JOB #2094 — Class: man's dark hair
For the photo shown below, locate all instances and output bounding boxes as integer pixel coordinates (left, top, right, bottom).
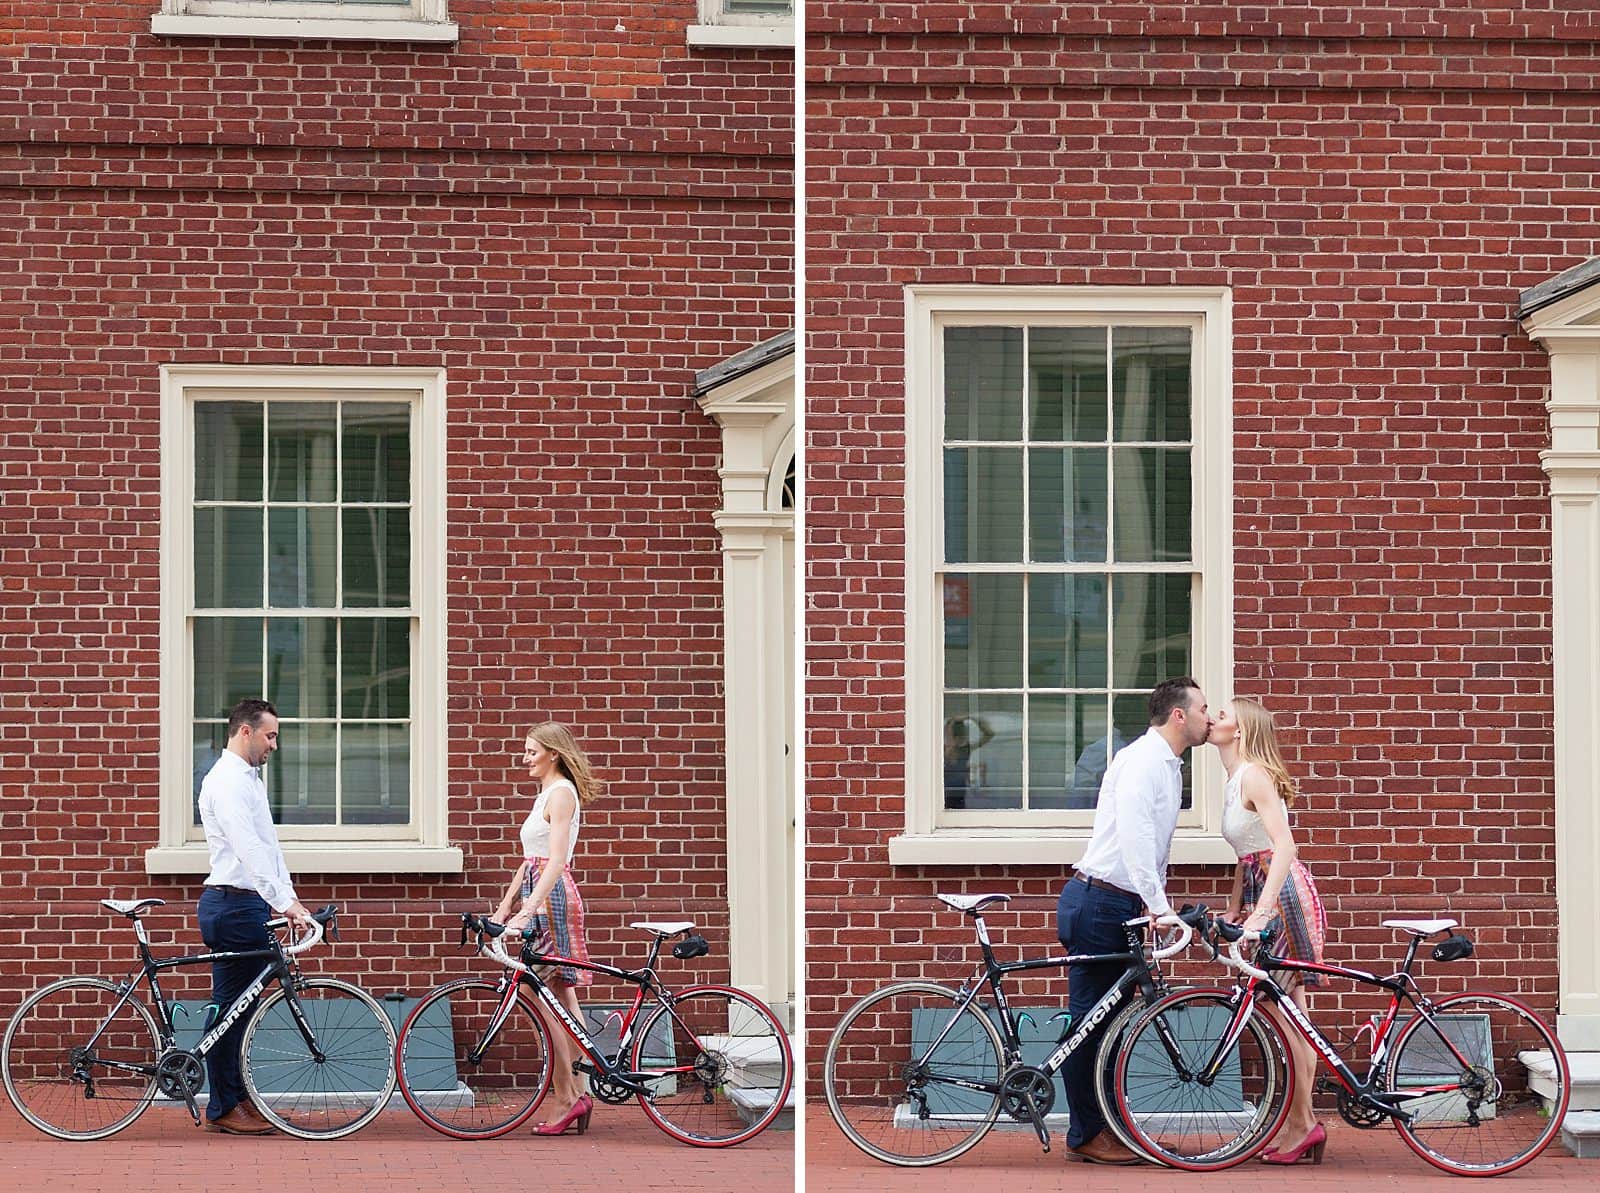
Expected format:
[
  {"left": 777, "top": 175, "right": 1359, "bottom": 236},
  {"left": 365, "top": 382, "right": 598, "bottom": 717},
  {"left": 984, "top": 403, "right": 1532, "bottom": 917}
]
[
  {"left": 228, "top": 698, "right": 277, "bottom": 736},
  {"left": 1148, "top": 677, "right": 1201, "bottom": 726}
]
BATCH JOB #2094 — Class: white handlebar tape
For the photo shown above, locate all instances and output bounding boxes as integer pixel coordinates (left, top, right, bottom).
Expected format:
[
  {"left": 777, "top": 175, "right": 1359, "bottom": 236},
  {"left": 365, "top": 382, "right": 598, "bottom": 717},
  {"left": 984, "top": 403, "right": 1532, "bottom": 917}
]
[
  {"left": 1150, "top": 915, "right": 1194, "bottom": 960},
  {"left": 280, "top": 915, "right": 325, "bottom": 957}
]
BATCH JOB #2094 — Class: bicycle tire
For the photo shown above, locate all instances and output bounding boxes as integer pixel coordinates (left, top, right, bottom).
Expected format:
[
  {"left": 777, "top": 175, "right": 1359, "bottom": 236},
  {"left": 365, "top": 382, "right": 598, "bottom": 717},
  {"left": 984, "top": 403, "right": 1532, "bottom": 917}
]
[
  {"left": 1092, "top": 992, "right": 1178, "bottom": 1161},
  {"left": 239, "top": 978, "right": 396, "bottom": 1140},
  {"left": 396, "top": 978, "right": 553, "bottom": 1139},
  {"left": 632, "top": 984, "right": 793, "bottom": 1147},
  {"left": 1388, "top": 991, "right": 1569, "bottom": 1177},
  {"left": 1, "top": 977, "right": 163, "bottom": 1141},
  {"left": 823, "top": 981, "right": 1005, "bottom": 1167},
  {"left": 1112, "top": 986, "right": 1293, "bottom": 1171}
]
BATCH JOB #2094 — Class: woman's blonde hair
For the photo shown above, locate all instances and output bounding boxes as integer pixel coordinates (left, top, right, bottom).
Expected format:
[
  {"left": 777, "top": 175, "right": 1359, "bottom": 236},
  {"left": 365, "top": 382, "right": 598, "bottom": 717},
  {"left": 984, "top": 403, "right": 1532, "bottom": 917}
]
[
  {"left": 1232, "top": 698, "right": 1298, "bottom": 806},
  {"left": 526, "top": 721, "right": 602, "bottom": 805}
]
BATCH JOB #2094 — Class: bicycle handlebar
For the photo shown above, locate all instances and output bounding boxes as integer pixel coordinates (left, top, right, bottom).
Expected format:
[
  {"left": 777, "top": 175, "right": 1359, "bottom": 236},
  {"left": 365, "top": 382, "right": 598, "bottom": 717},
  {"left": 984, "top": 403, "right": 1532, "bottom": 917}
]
[
  {"left": 461, "top": 912, "right": 538, "bottom": 979},
  {"left": 263, "top": 911, "right": 326, "bottom": 957},
  {"left": 1224, "top": 935, "right": 1272, "bottom": 981},
  {"left": 1150, "top": 914, "right": 1194, "bottom": 960}
]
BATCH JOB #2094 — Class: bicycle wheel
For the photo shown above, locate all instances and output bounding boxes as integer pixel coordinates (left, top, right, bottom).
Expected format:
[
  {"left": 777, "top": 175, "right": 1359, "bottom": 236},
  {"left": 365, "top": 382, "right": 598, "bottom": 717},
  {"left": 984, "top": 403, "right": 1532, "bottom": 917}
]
[
  {"left": 1, "top": 977, "right": 162, "bottom": 1141},
  {"left": 239, "top": 978, "right": 396, "bottom": 1140},
  {"left": 1112, "top": 987, "right": 1293, "bottom": 1171},
  {"left": 396, "top": 978, "right": 553, "bottom": 1139},
  {"left": 823, "top": 981, "right": 1005, "bottom": 1166},
  {"left": 1092, "top": 994, "right": 1170, "bottom": 1161},
  {"left": 632, "top": 984, "right": 793, "bottom": 1147},
  {"left": 1388, "top": 992, "right": 1569, "bottom": 1176}
]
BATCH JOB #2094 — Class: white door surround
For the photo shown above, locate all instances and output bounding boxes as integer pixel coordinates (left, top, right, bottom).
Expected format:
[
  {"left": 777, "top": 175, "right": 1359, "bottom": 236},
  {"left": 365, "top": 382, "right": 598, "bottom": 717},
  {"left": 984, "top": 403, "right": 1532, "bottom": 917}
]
[{"left": 695, "top": 338, "right": 795, "bottom": 1020}]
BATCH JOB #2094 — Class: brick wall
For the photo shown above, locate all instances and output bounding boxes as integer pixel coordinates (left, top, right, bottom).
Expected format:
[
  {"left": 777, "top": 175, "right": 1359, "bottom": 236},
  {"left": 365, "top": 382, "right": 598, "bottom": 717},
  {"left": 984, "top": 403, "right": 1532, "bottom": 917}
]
[
  {"left": 0, "top": 1, "right": 793, "bottom": 1010},
  {"left": 805, "top": 2, "right": 1581, "bottom": 1062}
]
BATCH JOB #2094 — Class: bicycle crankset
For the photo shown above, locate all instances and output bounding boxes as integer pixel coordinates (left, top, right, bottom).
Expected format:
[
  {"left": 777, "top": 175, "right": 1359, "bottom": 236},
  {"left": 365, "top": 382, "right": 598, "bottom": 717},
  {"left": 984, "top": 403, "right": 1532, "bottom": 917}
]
[
  {"left": 584, "top": 1064, "right": 640, "bottom": 1106},
  {"left": 1000, "top": 1066, "right": 1056, "bottom": 1123},
  {"left": 156, "top": 1049, "right": 206, "bottom": 1125}
]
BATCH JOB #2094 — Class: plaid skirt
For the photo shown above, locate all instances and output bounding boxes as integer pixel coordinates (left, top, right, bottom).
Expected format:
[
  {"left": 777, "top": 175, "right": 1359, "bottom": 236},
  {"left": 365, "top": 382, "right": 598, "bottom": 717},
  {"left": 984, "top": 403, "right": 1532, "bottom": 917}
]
[
  {"left": 1241, "top": 850, "right": 1329, "bottom": 987},
  {"left": 521, "top": 859, "right": 592, "bottom": 987}
]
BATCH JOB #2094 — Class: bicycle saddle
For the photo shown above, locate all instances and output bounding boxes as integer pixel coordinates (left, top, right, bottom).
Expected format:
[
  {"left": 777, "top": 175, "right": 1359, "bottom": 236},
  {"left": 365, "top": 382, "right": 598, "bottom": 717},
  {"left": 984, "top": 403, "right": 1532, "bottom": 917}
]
[
  {"left": 630, "top": 920, "right": 695, "bottom": 936},
  {"left": 1382, "top": 918, "right": 1457, "bottom": 936},
  {"left": 937, "top": 893, "right": 1011, "bottom": 914},
  {"left": 100, "top": 897, "right": 165, "bottom": 918}
]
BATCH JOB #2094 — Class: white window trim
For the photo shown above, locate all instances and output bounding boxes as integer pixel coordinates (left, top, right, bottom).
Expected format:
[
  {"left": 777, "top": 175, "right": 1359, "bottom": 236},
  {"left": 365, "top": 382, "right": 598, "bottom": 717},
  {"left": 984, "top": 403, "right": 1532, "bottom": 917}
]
[
  {"left": 152, "top": 0, "right": 459, "bottom": 43},
  {"left": 146, "top": 365, "right": 460, "bottom": 876},
  {"left": 687, "top": 0, "right": 794, "bottom": 48},
  {"left": 892, "top": 285, "right": 1236, "bottom": 868}
]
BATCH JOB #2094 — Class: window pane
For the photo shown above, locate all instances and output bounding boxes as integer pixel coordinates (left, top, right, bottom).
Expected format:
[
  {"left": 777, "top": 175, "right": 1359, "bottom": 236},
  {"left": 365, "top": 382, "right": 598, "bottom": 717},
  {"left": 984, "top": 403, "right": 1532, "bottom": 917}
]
[
  {"left": 191, "top": 722, "right": 231, "bottom": 825},
  {"left": 944, "top": 447, "right": 1023, "bottom": 563},
  {"left": 342, "top": 724, "right": 410, "bottom": 826},
  {"left": 267, "top": 508, "right": 337, "bottom": 607},
  {"left": 267, "top": 402, "right": 337, "bottom": 503},
  {"left": 1029, "top": 694, "right": 1112, "bottom": 810},
  {"left": 266, "top": 617, "right": 337, "bottom": 719},
  {"left": 1029, "top": 447, "right": 1107, "bottom": 562},
  {"left": 726, "top": 0, "right": 793, "bottom": 11},
  {"left": 1110, "top": 573, "right": 1191, "bottom": 689},
  {"left": 1113, "top": 327, "right": 1191, "bottom": 442},
  {"left": 1028, "top": 573, "right": 1107, "bottom": 688},
  {"left": 342, "top": 618, "right": 411, "bottom": 719},
  {"left": 344, "top": 508, "right": 410, "bottom": 608},
  {"left": 267, "top": 723, "right": 336, "bottom": 825},
  {"left": 943, "top": 694, "right": 1021, "bottom": 810},
  {"left": 943, "top": 573, "right": 1022, "bottom": 689},
  {"left": 1029, "top": 327, "right": 1106, "bottom": 441},
  {"left": 1112, "top": 693, "right": 1192, "bottom": 810},
  {"left": 194, "top": 508, "right": 262, "bottom": 608},
  {"left": 193, "top": 617, "right": 260, "bottom": 719},
  {"left": 1112, "top": 448, "right": 1191, "bottom": 562},
  {"left": 195, "top": 402, "right": 263, "bottom": 502},
  {"left": 944, "top": 326, "right": 1022, "bottom": 441},
  {"left": 342, "top": 402, "right": 410, "bottom": 504}
]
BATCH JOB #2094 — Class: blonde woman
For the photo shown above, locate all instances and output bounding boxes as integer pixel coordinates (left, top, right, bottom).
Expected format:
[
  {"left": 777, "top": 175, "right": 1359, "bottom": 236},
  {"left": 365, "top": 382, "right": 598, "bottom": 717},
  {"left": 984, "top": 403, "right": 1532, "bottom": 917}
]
[
  {"left": 495, "top": 721, "right": 602, "bottom": 1136},
  {"left": 1210, "top": 698, "right": 1329, "bottom": 1165}
]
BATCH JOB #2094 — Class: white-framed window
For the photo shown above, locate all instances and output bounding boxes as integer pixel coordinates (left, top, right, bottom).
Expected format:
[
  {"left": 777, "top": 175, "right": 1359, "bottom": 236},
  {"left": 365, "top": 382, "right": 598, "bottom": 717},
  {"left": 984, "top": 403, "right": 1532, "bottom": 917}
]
[
  {"left": 687, "top": 0, "right": 794, "bottom": 48},
  {"left": 151, "top": 0, "right": 458, "bottom": 44},
  {"left": 148, "top": 366, "right": 459, "bottom": 876},
  {"left": 891, "top": 286, "right": 1236, "bottom": 868}
]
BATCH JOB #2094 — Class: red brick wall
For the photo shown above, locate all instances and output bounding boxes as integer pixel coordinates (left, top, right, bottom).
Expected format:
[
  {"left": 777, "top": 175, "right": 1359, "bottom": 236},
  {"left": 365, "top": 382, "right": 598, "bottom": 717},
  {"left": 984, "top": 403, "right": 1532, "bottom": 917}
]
[
  {"left": 805, "top": 2, "right": 1578, "bottom": 1062},
  {"left": 0, "top": 2, "right": 793, "bottom": 1010}
]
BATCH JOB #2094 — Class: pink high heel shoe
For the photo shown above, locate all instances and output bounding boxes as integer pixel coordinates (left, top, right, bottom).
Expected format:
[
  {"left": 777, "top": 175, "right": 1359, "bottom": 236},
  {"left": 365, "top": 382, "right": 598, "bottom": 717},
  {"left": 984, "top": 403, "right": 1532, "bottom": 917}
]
[
  {"left": 532, "top": 1094, "right": 594, "bottom": 1137},
  {"left": 1261, "top": 1121, "right": 1326, "bottom": 1165}
]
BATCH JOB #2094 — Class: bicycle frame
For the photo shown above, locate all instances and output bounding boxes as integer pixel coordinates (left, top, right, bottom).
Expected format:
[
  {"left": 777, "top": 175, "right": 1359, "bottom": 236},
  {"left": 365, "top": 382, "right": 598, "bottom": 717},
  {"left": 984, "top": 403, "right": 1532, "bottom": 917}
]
[{"left": 1198, "top": 937, "right": 1484, "bottom": 1120}]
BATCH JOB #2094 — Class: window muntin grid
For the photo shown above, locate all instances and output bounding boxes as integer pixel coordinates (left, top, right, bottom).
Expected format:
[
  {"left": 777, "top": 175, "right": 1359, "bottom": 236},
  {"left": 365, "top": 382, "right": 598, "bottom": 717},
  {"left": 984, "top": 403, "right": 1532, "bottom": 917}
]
[
  {"left": 939, "top": 325, "right": 1196, "bottom": 813},
  {"left": 190, "top": 397, "right": 413, "bottom": 832}
]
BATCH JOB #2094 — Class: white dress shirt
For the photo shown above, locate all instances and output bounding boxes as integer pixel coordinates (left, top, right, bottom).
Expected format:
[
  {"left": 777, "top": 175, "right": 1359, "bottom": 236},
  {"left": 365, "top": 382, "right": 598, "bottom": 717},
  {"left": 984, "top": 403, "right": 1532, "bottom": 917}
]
[
  {"left": 1076, "top": 726, "right": 1184, "bottom": 917},
  {"left": 199, "top": 749, "right": 298, "bottom": 913}
]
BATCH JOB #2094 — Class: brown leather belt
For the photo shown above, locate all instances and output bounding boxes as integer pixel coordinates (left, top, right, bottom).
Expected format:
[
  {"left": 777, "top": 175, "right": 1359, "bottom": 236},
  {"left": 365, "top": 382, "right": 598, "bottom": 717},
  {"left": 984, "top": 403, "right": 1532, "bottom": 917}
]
[{"left": 1075, "top": 872, "right": 1139, "bottom": 901}]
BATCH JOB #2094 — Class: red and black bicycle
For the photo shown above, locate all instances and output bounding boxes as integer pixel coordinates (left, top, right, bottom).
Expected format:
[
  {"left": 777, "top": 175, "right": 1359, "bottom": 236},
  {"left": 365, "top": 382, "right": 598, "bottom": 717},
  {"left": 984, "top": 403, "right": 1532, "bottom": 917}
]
[
  {"left": 394, "top": 913, "right": 792, "bottom": 1146},
  {"left": 1110, "top": 911, "right": 1570, "bottom": 1176}
]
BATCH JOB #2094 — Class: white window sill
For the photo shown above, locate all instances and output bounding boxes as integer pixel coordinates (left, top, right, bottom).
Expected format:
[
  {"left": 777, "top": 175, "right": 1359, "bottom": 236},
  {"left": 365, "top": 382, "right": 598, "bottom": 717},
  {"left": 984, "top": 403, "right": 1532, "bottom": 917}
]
[
  {"left": 145, "top": 843, "right": 464, "bottom": 875},
  {"left": 686, "top": 24, "right": 794, "bottom": 48},
  {"left": 888, "top": 832, "right": 1239, "bottom": 868},
  {"left": 150, "top": 15, "right": 459, "bottom": 42}
]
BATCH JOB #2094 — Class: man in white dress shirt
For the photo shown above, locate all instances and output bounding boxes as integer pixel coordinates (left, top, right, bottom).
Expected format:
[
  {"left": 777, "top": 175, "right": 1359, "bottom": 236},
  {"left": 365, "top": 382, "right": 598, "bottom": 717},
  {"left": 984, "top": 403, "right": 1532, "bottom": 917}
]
[
  {"left": 196, "top": 698, "right": 313, "bottom": 1135},
  {"left": 1056, "top": 677, "right": 1211, "bottom": 1164}
]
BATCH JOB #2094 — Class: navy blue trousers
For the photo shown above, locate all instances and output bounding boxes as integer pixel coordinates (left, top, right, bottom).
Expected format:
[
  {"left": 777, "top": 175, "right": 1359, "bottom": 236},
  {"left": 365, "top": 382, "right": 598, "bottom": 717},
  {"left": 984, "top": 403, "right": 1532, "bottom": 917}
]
[
  {"left": 1055, "top": 877, "right": 1143, "bottom": 1148},
  {"left": 196, "top": 886, "right": 272, "bottom": 1121}
]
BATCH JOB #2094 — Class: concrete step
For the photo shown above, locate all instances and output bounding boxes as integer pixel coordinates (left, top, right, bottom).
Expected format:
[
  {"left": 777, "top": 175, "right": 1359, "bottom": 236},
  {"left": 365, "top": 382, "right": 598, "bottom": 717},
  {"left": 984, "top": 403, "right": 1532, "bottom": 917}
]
[
  {"left": 729, "top": 1084, "right": 796, "bottom": 1132},
  {"left": 1561, "top": 1111, "right": 1600, "bottom": 1159},
  {"left": 1522, "top": 1049, "right": 1600, "bottom": 1113},
  {"left": 711, "top": 1032, "right": 796, "bottom": 1132}
]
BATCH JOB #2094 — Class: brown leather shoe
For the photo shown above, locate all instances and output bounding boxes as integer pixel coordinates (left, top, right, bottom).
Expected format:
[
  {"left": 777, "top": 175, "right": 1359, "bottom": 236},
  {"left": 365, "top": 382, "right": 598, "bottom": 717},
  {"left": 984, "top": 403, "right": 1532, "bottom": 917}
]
[
  {"left": 203, "top": 1105, "right": 274, "bottom": 1135},
  {"left": 1064, "top": 1133, "right": 1141, "bottom": 1165},
  {"left": 235, "top": 1101, "right": 278, "bottom": 1131}
]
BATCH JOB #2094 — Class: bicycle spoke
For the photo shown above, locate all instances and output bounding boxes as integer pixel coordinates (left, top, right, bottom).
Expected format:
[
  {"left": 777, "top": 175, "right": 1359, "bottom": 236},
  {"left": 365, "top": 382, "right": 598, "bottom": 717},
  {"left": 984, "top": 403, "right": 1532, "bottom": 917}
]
[
  {"left": 824, "top": 982, "right": 1004, "bottom": 1166},
  {"left": 1, "top": 979, "right": 162, "bottom": 1141},
  {"left": 395, "top": 980, "right": 551, "bottom": 1139},
  {"left": 1389, "top": 993, "right": 1568, "bottom": 1176}
]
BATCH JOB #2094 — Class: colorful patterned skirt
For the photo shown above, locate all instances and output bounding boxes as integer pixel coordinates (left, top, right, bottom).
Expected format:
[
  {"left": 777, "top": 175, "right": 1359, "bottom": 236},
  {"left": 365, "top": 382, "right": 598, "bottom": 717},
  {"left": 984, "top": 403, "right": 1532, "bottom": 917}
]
[
  {"left": 521, "top": 858, "right": 593, "bottom": 987},
  {"left": 1241, "top": 850, "right": 1329, "bottom": 987}
]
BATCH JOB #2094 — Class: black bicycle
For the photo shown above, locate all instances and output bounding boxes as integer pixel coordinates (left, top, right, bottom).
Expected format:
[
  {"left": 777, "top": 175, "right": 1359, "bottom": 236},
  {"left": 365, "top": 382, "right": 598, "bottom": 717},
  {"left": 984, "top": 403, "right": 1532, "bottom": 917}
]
[
  {"left": 1110, "top": 911, "right": 1571, "bottom": 1175},
  {"left": 1, "top": 897, "right": 397, "bottom": 1141},
  {"left": 821, "top": 893, "right": 1227, "bottom": 1166},
  {"left": 394, "top": 912, "right": 793, "bottom": 1146}
]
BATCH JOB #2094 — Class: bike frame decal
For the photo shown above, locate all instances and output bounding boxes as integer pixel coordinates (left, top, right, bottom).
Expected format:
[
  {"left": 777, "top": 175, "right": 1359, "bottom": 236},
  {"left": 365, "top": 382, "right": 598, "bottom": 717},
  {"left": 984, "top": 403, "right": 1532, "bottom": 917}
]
[
  {"left": 1042, "top": 979, "right": 1127, "bottom": 1072},
  {"left": 194, "top": 965, "right": 276, "bottom": 1057}
]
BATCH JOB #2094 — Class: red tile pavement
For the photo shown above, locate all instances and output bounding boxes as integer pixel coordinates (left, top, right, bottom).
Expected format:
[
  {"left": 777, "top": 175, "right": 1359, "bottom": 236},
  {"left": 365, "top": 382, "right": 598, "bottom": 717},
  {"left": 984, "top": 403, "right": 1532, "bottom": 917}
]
[
  {"left": 0, "top": 1097, "right": 794, "bottom": 1191},
  {"left": 804, "top": 1105, "right": 1589, "bottom": 1191}
]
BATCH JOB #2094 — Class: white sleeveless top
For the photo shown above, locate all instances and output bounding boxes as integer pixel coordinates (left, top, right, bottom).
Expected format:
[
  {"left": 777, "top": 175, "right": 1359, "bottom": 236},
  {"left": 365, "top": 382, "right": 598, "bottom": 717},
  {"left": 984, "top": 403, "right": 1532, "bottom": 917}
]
[
  {"left": 520, "top": 778, "right": 580, "bottom": 864},
  {"left": 1221, "top": 763, "right": 1275, "bottom": 857}
]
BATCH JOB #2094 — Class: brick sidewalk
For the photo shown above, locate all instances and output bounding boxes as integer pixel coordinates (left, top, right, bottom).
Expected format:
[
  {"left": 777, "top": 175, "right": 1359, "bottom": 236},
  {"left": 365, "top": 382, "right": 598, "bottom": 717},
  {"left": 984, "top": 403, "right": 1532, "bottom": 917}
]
[
  {"left": 805, "top": 1105, "right": 1588, "bottom": 1191},
  {"left": 0, "top": 1097, "right": 794, "bottom": 1191}
]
